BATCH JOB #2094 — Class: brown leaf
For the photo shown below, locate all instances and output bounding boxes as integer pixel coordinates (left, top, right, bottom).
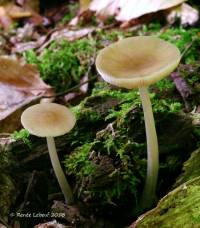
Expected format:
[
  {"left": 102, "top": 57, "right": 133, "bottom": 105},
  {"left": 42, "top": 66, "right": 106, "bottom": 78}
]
[
  {"left": 34, "top": 220, "right": 67, "bottom": 228},
  {"left": 0, "top": 57, "right": 52, "bottom": 132},
  {"left": 80, "top": 0, "right": 92, "bottom": 12},
  {"left": 181, "top": 3, "right": 199, "bottom": 26},
  {"left": 0, "top": 6, "right": 13, "bottom": 30},
  {"left": 12, "top": 35, "right": 46, "bottom": 53},
  {"left": 0, "top": 0, "right": 40, "bottom": 30},
  {"left": 6, "top": 4, "right": 32, "bottom": 19},
  {"left": 38, "top": 27, "right": 94, "bottom": 52},
  {"left": 0, "top": 57, "right": 50, "bottom": 93},
  {"left": 90, "top": 0, "right": 186, "bottom": 22},
  {"left": 0, "top": 224, "right": 7, "bottom": 228},
  {"left": 167, "top": 3, "right": 199, "bottom": 25},
  {"left": 79, "top": 74, "right": 89, "bottom": 94}
]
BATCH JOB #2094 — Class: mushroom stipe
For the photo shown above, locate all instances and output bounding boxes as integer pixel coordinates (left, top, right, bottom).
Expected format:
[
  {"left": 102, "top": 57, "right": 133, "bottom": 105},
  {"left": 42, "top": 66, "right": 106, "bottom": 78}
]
[
  {"left": 96, "top": 36, "right": 181, "bottom": 209},
  {"left": 21, "top": 103, "right": 76, "bottom": 204}
]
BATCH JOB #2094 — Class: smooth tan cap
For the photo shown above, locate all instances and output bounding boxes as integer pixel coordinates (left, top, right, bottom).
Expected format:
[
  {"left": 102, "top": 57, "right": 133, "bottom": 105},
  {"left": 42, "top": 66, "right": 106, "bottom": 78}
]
[
  {"left": 21, "top": 103, "right": 76, "bottom": 137},
  {"left": 96, "top": 36, "right": 181, "bottom": 89}
]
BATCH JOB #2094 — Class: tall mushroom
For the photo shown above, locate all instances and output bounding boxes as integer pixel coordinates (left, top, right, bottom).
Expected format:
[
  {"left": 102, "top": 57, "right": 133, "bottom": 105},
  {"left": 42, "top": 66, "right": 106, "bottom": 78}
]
[
  {"left": 95, "top": 36, "right": 181, "bottom": 209},
  {"left": 21, "top": 103, "right": 76, "bottom": 204}
]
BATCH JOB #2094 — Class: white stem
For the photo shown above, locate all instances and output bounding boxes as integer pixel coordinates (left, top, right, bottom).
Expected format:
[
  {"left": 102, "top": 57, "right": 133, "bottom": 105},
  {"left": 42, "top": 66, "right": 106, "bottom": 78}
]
[
  {"left": 46, "top": 136, "right": 74, "bottom": 204},
  {"left": 139, "top": 87, "right": 159, "bottom": 209}
]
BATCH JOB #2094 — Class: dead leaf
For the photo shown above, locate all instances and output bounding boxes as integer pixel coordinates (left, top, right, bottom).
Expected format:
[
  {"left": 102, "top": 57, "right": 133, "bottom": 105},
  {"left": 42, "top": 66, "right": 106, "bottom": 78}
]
[
  {"left": 171, "top": 71, "right": 193, "bottom": 111},
  {"left": 38, "top": 27, "right": 94, "bottom": 52},
  {"left": 0, "top": 224, "right": 7, "bottom": 228},
  {"left": 50, "top": 27, "right": 94, "bottom": 41},
  {"left": 0, "top": 57, "right": 50, "bottom": 93},
  {"left": 34, "top": 220, "right": 66, "bottom": 228},
  {"left": 9, "top": 23, "right": 47, "bottom": 53},
  {"left": 181, "top": 3, "right": 199, "bottom": 26},
  {"left": 89, "top": 0, "right": 186, "bottom": 22},
  {"left": 23, "top": 0, "right": 40, "bottom": 13},
  {"left": 80, "top": 74, "right": 89, "bottom": 94},
  {"left": 0, "top": 6, "right": 12, "bottom": 30},
  {"left": 167, "top": 3, "right": 199, "bottom": 25},
  {"left": 12, "top": 35, "right": 46, "bottom": 53},
  {"left": 0, "top": 57, "right": 52, "bottom": 132},
  {"left": 0, "top": 0, "right": 42, "bottom": 30},
  {"left": 80, "top": 0, "right": 92, "bottom": 13},
  {"left": 10, "top": 23, "right": 35, "bottom": 43},
  {"left": 6, "top": 4, "right": 32, "bottom": 19},
  {"left": 64, "top": 92, "right": 80, "bottom": 102}
]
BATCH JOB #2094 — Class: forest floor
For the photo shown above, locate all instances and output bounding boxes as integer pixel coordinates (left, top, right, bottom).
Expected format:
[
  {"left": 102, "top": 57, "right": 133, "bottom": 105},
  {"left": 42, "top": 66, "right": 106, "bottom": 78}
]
[{"left": 0, "top": 1, "right": 200, "bottom": 228}]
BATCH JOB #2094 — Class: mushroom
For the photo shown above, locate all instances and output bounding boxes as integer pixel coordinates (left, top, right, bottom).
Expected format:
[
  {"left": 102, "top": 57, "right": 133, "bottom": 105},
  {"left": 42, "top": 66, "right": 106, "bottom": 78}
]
[
  {"left": 21, "top": 103, "right": 76, "bottom": 204},
  {"left": 95, "top": 36, "right": 181, "bottom": 209}
]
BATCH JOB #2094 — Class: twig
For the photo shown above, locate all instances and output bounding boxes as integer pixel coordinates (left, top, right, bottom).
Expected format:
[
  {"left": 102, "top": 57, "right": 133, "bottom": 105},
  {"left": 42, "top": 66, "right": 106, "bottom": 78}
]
[
  {"left": 0, "top": 216, "right": 12, "bottom": 228},
  {"left": 44, "top": 75, "right": 97, "bottom": 98},
  {"left": 181, "top": 39, "right": 196, "bottom": 60},
  {"left": 19, "top": 171, "right": 37, "bottom": 212}
]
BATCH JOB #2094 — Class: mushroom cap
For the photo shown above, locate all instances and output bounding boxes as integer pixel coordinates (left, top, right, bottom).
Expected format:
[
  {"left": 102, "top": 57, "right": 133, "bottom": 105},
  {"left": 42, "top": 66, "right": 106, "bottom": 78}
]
[
  {"left": 21, "top": 103, "right": 76, "bottom": 137},
  {"left": 96, "top": 36, "right": 181, "bottom": 89}
]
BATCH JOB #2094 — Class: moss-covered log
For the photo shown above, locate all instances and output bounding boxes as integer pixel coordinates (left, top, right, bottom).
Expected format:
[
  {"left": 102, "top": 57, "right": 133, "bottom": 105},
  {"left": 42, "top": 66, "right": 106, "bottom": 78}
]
[{"left": 131, "top": 176, "right": 200, "bottom": 227}]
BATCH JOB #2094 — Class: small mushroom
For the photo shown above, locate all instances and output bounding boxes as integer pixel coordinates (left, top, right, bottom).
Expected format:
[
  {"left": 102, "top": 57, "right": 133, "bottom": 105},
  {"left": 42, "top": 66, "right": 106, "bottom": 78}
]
[
  {"left": 95, "top": 36, "right": 181, "bottom": 209},
  {"left": 21, "top": 103, "right": 76, "bottom": 204}
]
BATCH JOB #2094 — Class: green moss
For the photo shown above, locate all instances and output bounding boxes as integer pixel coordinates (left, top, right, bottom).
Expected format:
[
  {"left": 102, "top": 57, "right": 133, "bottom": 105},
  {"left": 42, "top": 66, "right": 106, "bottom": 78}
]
[
  {"left": 140, "top": 24, "right": 200, "bottom": 64},
  {"left": 64, "top": 82, "right": 194, "bottom": 208},
  {"left": 25, "top": 38, "right": 95, "bottom": 93},
  {"left": 24, "top": 24, "right": 200, "bottom": 94},
  {"left": 22, "top": 23, "right": 200, "bottom": 210},
  {"left": 11, "top": 129, "right": 31, "bottom": 148},
  {"left": 135, "top": 177, "right": 200, "bottom": 227},
  {"left": 159, "top": 28, "right": 200, "bottom": 64},
  {"left": 65, "top": 143, "right": 95, "bottom": 177},
  {"left": 174, "top": 148, "right": 200, "bottom": 188}
]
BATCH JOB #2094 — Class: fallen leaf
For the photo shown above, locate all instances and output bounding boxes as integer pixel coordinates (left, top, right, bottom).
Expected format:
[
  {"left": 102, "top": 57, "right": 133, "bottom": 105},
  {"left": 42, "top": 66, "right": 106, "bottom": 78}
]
[
  {"left": 80, "top": 74, "right": 89, "bottom": 94},
  {"left": 23, "top": 0, "right": 40, "bottom": 13},
  {"left": 167, "top": 3, "right": 199, "bottom": 25},
  {"left": 6, "top": 4, "right": 32, "bottom": 19},
  {"left": 12, "top": 35, "right": 46, "bottom": 53},
  {"left": 89, "top": 0, "right": 186, "bottom": 22},
  {"left": 34, "top": 220, "right": 66, "bottom": 228},
  {"left": 0, "top": 57, "right": 50, "bottom": 94},
  {"left": 64, "top": 92, "right": 80, "bottom": 102},
  {"left": 0, "top": 6, "right": 12, "bottom": 30},
  {"left": 171, "top": 71, "right": 193, "bottom": 111},
  {"left": 0, "top": 57, "right": 52, "bottom": 132},
  {"left": 80, "top": 0, "right": 92, "bottom": 12},
  {"left": 38, "top": 27, "right": 94, "bottom": 52},
  {"left": 0, "top": 223, "right": 7, "bottom": 228},
  {"left": 10, "top": 23, "right": 35, "bottom": 43},
  {"left": 0, "top": 0, "right": 42, "bottom": 30},
  {"left": 181, "top": 3, "right": 199, "bottom": 26}
]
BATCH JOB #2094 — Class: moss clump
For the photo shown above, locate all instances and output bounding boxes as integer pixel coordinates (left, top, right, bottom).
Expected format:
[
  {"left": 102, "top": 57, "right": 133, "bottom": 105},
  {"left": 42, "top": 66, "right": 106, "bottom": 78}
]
[
  {"left": 64, "top": 82, "right": 194, "bottom": 210},
  {"left": 25, "top": 38, "right": 95, "bottom": 93},
  {"left": 134, "top": 176, "right": 200, "bottom": 227},
  {"left": 25, "top": 24, "right": 200, "bottom": 93},
  {"left": 11, "top": 129, "right": 31, "bottom": 148},
  {"left": 174, "top": 148, "right": 200, "bottom": 188}
]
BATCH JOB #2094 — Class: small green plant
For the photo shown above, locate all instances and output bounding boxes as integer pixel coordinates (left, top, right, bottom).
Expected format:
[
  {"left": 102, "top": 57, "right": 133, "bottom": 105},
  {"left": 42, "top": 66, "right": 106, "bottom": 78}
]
[
  {"left": 25, "top": 38, "right": 95, "bottom": 93},
  {"left": 11, "top": 129, "right": 31, "bottom": 148}
]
